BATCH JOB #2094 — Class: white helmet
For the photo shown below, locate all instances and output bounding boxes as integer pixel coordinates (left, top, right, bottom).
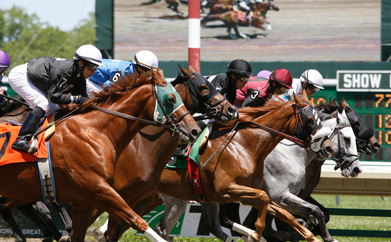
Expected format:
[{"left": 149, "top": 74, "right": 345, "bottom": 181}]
[
  {"left": 133, "top": 50, "right": 159, "bottom": 70},
  {"left": 73, "top": 44, "right": 103, "bottom": 66},
  {"left": 300, "top": 69, "right": 324, "bottom": 89}
]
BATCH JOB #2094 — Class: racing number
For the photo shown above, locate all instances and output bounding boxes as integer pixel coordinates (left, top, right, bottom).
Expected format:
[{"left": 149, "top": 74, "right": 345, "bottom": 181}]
[
  {"left": 110, "top": 71, "right": 122, "bottom": 83},
  {"left": 0, "top": 132, "right": 11, "bottom": 159}
]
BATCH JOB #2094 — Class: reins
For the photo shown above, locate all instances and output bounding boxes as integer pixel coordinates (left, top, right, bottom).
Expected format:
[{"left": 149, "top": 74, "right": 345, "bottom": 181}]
[{"left": 248, "top": 120, "right": 309, "bottom": 148}]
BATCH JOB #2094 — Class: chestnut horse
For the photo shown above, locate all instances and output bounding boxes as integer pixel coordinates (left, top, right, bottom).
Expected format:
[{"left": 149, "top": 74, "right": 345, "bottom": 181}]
[
  {"left": 82, "top": 65, "right": 238, "bottom": 241},
  {"left": 0, "top": 71, "right": 200, "bottom": 242},
  {"left": 130, "top": 94, "right": 330, "bottom": 242}
]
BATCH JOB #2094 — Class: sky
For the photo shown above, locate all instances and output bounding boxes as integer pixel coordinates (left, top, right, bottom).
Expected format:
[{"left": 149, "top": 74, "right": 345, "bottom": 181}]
[{"left": 1, "top": 0, "right": 96, "bottom": 31}]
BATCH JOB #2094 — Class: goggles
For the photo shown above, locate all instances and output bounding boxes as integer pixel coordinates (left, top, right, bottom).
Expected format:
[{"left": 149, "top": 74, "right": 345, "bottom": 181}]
[
  {"left": 0, "top": 67, "right": 8, "bottom": 73},
  {"left": 238, "top": 74, "right": 250, "bottom": 84},
  {"left": 308, "top": 83, "right": 320, "bottom": 92},
  {"left": 86, "top": 63, "right": 98, "bottom": 71}
]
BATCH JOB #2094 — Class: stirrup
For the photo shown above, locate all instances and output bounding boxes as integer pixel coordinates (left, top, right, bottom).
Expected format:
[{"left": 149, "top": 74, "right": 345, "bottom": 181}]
[{"left": 12, "top": 137, "right": 38, "bottom": 154}]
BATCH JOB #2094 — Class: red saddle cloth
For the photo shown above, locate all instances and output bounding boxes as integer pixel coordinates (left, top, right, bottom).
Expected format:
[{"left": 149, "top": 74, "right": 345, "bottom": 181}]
[{"left": 0, "top": 118, "right": 49, "bottom": 166}]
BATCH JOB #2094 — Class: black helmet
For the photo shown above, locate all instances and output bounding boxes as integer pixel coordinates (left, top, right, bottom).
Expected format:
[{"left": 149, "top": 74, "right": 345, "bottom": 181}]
[{"left": 226, "top": 59, "right": 252, "bottom": 76}]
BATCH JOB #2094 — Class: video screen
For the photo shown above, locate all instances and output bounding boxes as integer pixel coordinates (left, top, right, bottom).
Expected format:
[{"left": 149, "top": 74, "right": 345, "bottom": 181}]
[{"left": 114, "top": 0, "right": 380, "bottom": 62}]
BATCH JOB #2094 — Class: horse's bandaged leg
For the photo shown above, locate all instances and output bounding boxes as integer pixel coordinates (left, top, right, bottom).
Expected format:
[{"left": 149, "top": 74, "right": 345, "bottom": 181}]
[{"left": 144, "top": 227, "right": 168, "bottom": 242}]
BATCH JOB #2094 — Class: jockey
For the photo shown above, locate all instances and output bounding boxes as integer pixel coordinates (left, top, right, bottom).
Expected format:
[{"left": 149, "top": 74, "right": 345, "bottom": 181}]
[
  {"left": 9, "top": 44, "right": 102, "bottom": 153},
  {"left": 241, "top": 68, "right": 293, "bottom": 107},
  {"left": 206, "top": 59, "right": 252, "bottom": 105},
  {"left": 0, "top": 50, "right": 10, "bottom": 102},
  {"left": 235, "top": 69, "right": 271, "bottom": 107},
  {"left": 87, "top": 50, "right": 159, "bottom": 94},
  {"left": 287, "top": 69, "right": 324, "bottom": 99}
]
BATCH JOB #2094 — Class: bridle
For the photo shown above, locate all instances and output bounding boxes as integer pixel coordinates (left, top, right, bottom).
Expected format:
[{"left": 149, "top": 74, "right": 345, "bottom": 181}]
[
  {"left": 181, "top": 75, "right": 229, "bottom": 121},
  {"left": 329, "top": 119, "right": 359, "bottom": 171}
]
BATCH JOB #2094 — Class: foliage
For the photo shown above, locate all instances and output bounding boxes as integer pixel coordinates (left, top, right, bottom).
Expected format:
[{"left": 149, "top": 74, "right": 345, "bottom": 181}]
[{"left": 0, "top": 6, "right": 96, "bottom": 69}]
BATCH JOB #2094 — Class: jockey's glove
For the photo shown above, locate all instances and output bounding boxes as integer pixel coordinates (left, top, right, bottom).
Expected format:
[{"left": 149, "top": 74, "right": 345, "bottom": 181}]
[{"left": 72, "top": 95, "right": 89, "bottom": 104}]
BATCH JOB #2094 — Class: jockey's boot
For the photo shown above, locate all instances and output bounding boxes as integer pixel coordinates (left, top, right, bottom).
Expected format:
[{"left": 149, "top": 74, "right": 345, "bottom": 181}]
[
  {"left": 173, "top": 146, "right": 188, "bottom": 159},
  {"left": 12, "top": 107, "right": 45, "bottom": 153}
]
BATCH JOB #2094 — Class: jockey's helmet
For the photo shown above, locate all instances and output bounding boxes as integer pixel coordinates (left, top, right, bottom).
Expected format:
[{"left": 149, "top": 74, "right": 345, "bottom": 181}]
[
  {"left": 133, "top": 50, "right": 159, "bottom": 70},
  {"left": 0, "top": 50, "right": 10, "bottom": 68},
  {"left": 226, "top": 59, "right": 252, "bottom": 77},
  {"left": 300, "top": 69, "right": 324, "bottom": 90},
  {"left": 257, "top": 70, "right": 272, "bottom": 80},
  {"left": 269, "top": 68, "right": 293, "bottom": 89},
  {"left": 73, "top": 44, "right": 103, "bottom": 66}
]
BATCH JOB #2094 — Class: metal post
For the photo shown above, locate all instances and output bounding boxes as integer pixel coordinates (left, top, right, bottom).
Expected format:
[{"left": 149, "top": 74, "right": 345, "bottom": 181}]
[{"left": 188, "top": 0, "right": 201, "bottom": 72}]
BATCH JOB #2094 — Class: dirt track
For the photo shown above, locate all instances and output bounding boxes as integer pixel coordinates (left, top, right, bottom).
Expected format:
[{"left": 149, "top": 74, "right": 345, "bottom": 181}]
[{"left": 114, "top": 0, "right": 380, "bottom": 62}]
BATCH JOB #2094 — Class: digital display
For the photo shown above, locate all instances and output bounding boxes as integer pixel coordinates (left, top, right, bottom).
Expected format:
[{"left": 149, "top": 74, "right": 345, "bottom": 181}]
[{"left": 308, "top": 87, "right": 390, "bottom": 162}]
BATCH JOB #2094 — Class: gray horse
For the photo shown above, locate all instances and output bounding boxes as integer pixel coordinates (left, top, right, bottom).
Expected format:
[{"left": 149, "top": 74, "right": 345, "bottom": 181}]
[{"left": 155, "top": 109, "right": 361, "bottom": 242}]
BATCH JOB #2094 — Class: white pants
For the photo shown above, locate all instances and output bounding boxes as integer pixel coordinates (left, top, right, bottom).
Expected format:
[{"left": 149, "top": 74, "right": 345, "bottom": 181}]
[
  {"left": 86, "top": 79, "right": 103, "bottom": 97},
  {"left": 8, "top": 63, "right": 58, "bottom": 115}
]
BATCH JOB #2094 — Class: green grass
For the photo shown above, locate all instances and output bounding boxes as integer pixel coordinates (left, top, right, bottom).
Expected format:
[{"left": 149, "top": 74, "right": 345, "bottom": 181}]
[{"left": 89, "top": 195, "right": 391, "bottom": 241}]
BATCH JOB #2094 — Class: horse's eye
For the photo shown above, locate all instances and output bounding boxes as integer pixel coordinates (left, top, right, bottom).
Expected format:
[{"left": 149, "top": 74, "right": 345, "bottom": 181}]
[
  {"left": 199, "top": 84, "right": 209, "bottom": 97},
  {"left": 163, "top": 94, "right": 176, "bottom": 106},
  {"left": 313, "top": 138, "right": 321, "bottom": 143},
  {"left": 344, "top": 137, "right": 351, "bottom": 146}
]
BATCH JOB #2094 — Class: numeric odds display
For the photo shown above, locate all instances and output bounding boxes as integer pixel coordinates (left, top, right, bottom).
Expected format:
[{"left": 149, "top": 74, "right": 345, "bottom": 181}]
[{"left": 308, "top": 87, "right": 390, "bottom": 162}]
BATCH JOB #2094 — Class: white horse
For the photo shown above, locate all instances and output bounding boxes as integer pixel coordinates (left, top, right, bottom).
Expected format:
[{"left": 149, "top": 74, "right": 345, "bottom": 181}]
[{"left": 156, "top": 108, "right": 361, "bottom": 242}]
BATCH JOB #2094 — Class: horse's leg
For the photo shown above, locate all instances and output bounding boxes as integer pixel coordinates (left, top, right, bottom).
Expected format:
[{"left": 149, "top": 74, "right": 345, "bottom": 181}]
[
  {"left": 155, "top": 194, "right": 187, "bottom": 240},
  {"left": 276, "top": 192, "right": 335, "bottom": 242},
  {"left": 0, "top": 208, "right": 26, "bottom": 242},
  {"left": 224, "top": 184, "right": 270, "bottom": 242},
  {"left": 71, "top": 205, "right": 95, "bottom": 242},
  {"left": 82, "top": 182, "right": 166, "bottom": 242},
  {"left": 201, "top": 202, "right": 237, "bottom": 242},
  {"left": 52, "top": 202, "right": 73, "bottom": 233},
  {"left": 267, "top": 202, "right": 321, "bottom": 242},
  {"left": 18, "top": 202, "right": 63, "bottom": 241}
]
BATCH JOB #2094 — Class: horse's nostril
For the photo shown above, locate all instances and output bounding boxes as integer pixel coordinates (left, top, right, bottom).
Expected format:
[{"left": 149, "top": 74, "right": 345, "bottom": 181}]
[
  {"left": 353, "top": 167, "right": 362, "bottom": 175},
  {"left": 326, "top": 146, "right": 333, "bottom": 154},
  {"left": 374, "top": 142, "right": 381, "bottom": 149},
  {"left": 227, "top": 105, "right": 235, "bottom": 114},
  {"left": 191, "top": 129, "right": 200, "bottom": 138}
]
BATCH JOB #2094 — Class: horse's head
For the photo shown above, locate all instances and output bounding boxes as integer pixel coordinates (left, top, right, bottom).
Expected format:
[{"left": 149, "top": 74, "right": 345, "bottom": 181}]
[
  {"left": 339, "top": 97, "right": 381, "bottom": 156},
  {"left": 172, "top": 65, "right": 238, "bottom": 123},
  {"left": 84, "top": 70, "right": 200, "bottom": 145},
  {"left": 292, "top": 92, "right": 333, "bottom": 156},
  {"left": 150, "top": 69, "right": 201, "bottom": 144},
  {"left": 322, "top": 109, "right": 362, "bottom": 178}
]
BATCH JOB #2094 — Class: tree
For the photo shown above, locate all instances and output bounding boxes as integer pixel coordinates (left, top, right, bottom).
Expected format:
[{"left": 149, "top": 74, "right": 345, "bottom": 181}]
[{"left": 0, "top": 6, "right": 96, "bottom": 68}]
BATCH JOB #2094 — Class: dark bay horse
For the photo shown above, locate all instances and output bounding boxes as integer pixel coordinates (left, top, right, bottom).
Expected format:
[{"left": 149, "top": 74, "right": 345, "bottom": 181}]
[
  {"left": 83, "top": 65, "right": 238, "bottom": 241},
  {"left": 0, "top": 71, "right": 200, "bottom": 242},
  {"left": 147, "top": 94, "right": 331, "bottom": 242}
]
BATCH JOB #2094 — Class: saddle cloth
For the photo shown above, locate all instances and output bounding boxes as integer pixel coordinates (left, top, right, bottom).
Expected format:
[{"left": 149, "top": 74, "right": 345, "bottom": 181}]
[{"left": 0, "top": 117, "right": 51, "bottom": 166}]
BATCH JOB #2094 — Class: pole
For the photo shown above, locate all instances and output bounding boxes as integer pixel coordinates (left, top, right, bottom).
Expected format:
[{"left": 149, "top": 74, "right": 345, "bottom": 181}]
[{"left": 188, "top": 0, "right": 201, "bottom": 73}]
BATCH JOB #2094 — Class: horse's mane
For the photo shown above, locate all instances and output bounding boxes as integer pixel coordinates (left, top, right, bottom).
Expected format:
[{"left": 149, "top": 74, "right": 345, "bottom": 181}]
[
  {"left": 222, "top": 99, "right": 287, "bottom": 127},
  {"left": 82, "top": 70, "right": 166, "bottom": 111}
]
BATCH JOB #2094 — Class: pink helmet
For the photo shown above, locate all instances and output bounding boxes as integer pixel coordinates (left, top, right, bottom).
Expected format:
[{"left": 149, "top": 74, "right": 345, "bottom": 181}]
[
  {"left": 269, "top": 68, "right": 293, "bottom": 89},
  {"left": 0, "top": 50, "right": 10, "bottom": 68}
]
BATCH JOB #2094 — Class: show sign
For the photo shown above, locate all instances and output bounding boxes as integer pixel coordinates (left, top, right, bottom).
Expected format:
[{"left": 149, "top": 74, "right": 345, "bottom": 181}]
[{"left": 337, "top": 70, "right": 391, "bottom": 92}]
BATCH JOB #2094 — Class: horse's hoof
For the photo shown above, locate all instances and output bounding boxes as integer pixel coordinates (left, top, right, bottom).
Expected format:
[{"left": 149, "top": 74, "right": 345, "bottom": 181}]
[{"left": 58, "top": 235, "right": 71, "bottom": 242}]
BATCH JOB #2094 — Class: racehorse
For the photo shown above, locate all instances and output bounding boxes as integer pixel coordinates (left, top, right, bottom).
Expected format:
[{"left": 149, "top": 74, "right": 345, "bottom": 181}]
[
  {"left": 201, "top": 9, "right": 269, "bottom": 39},
  {"left": 154, "top": 106, "right": 360, "bottom": 242},
  {"left": 0, "top": 70, "right": 200, "bottom": 242},
  {"left": 79, "top": 65, "right": 238, "bottom": 241},
  {"left": 142, "top": 94, "right": 333, "bottom": 242}
]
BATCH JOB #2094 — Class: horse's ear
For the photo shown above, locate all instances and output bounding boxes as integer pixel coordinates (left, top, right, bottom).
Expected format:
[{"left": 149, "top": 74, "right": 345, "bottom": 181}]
[
  {"left": 179, "top": 65, "right": 191, "bottom": 78},
  {"left": 187, "top": 64, "right": 196, "bottom": 73},
  {"left": 293, "top": 92, "right": 307, "bottom": 108},
  {"left": 301, "top": 87, "right": 309, "bottom": 102}
]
